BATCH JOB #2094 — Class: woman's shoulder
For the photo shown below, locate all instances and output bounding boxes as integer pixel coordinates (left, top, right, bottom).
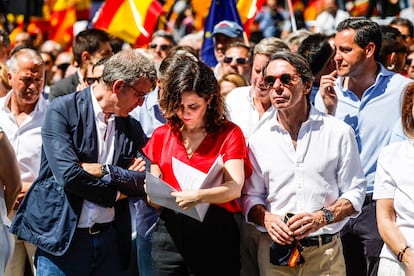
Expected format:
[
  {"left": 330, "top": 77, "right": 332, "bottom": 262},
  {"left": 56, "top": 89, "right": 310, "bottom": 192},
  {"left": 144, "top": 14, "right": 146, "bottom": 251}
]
[{"left": 222, "top": 120, "right": 244, "bottom": 135}]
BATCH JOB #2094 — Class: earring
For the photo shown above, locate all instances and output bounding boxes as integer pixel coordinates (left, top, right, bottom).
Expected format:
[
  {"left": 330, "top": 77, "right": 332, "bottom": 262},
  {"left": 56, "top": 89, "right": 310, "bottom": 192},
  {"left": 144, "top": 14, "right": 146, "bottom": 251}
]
[
  {"left": 387, "top": 64, "right": 395, "bottom": 71},
  {"left": 208, "top": 104, "right": 211, "bottom": 110}
]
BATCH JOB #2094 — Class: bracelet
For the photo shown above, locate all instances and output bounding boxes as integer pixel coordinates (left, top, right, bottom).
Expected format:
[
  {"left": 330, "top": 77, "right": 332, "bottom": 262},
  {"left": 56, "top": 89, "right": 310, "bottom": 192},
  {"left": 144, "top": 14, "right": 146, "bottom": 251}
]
[{"left": 397, "top": 245, "right": 410, "bottom": 262}]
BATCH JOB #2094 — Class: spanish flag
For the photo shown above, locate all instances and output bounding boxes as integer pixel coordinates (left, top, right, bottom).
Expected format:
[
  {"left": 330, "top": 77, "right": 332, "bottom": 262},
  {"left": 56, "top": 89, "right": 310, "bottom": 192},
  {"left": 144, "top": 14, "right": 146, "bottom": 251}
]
[
  {"left": 93, "top": 0, "right": 164, "bottom": 48},
  {"left": 237, "top": 0, "right": 266, "bottom": 38},
  {"left": 49, "top": 0, "right": 77, "bottom": 50}
]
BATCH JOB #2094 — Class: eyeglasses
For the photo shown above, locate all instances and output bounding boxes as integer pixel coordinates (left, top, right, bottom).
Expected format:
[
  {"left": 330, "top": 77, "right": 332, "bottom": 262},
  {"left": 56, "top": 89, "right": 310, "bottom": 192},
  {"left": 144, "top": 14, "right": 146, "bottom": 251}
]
[
  {"left": 264, "top": 73, "right": 299, "bottom": 88},
  {"left": 85, "top": 77, "right": 101, "bottom": 85},
  {"left": 407, "top": 58, "right": 412, "bottom": 66},
  {"left": 149, "top": 44, "right": 171, "bottom": 51},
  {"left": 402, "top": 34, "right": 411, "bottom": 40},
  {"left": 126, "top": 85, "right": 147, "bottom": 101},
  {"left": 223, "top": 56, "right": 248, "bottom": 65}
]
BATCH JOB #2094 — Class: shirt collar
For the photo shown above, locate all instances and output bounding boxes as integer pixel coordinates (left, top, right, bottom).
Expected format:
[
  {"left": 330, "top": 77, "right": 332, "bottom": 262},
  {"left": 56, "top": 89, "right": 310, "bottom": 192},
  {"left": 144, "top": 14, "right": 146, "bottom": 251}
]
[
  {"left": 144, "top": 87, "right": 159, "bottom": 109},
  {"left": 90, "top": 86, "right": 114, "bottom": 123},
  {"left": 336, "top": 63, "right": 392, "bottom": 90},
  {"left": 273, "top": 105, "right": 324, "bottom": 128},
  {"left": 1, "top": 90, "right": 48, "bottom": 113}
]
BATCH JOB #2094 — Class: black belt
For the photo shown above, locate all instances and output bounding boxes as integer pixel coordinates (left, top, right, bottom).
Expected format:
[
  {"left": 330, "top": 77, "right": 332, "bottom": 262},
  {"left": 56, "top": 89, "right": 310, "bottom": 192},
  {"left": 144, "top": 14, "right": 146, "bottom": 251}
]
[
  {"left": 299, "top": 233, "right": 337, "bottom": 247},
  {"left": 78, "top": 222, "right": 114, "bottom": 235}
]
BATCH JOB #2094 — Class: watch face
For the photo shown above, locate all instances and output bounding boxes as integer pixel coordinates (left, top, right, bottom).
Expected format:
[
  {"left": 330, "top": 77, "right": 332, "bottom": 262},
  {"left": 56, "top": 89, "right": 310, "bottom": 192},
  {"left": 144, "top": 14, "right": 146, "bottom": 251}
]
[{"left": 323, "top": 208, "right": 334, "bottom": 224}]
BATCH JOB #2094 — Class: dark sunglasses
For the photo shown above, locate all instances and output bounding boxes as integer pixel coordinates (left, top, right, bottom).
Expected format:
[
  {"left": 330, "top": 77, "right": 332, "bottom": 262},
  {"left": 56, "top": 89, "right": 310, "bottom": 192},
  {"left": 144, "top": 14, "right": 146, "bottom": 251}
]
[
  {"left": 223, "top": 56, "right": 248, "bottom": 65},
  {"left": 264, "top": 73, "right": 298, "bottom": 88},
  {"left": 402, "top": 34, "right": 411, "bottom": 40},
  {"left": 149, "top": 43, "right": 171, "bottom": 51},
  {"left": 85, "top": 77, "right": 101, "bottom": 85}
]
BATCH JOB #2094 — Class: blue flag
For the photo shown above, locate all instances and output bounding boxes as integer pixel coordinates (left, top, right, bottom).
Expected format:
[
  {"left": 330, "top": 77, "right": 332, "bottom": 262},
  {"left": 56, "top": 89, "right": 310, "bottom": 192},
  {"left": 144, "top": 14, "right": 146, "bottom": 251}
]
[{"left": 200, "top": 0, "right": 243, "bottom": 67}]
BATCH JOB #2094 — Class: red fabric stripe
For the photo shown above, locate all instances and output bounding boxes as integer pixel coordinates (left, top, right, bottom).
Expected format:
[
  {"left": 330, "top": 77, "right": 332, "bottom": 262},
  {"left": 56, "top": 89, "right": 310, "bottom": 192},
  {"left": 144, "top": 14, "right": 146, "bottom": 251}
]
[
  {"left": 76, "top": 9, "right": 90, "bottom": 20},
  {"left": 287, "top": 247, "right": 300, "bottom": 267},
  {"left": 49, "top": 10, "right": 71, "bottom": 39},
  {"left": 134, "top": 0, "right": 164, "bottom": 47},
  {"left": 93, "top": 0, "right": 125, "bottom": 30}
]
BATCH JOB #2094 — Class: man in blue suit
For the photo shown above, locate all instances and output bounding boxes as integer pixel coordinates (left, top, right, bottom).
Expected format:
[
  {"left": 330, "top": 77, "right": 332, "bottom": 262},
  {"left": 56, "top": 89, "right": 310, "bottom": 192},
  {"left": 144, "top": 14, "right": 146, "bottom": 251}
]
[{"left": 10, "top": 50, "right": 157, "bottom": 275}]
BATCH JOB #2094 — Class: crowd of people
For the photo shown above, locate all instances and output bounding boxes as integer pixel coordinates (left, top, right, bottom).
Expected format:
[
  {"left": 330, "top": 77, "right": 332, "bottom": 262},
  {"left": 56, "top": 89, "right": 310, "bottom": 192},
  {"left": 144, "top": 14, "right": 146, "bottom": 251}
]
[{"left": 1, "top": 0, "right": 414, "bottom": 275}]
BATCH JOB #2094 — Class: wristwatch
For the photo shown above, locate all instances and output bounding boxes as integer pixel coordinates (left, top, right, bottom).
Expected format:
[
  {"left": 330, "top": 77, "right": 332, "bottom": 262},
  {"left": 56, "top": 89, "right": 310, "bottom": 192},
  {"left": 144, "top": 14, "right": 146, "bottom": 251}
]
[
  {"left": 101, "top": 164, "right": 110, "bottom": 176},
  {"left": 321, "top": 207, "right": 334, "bottom": 224}
]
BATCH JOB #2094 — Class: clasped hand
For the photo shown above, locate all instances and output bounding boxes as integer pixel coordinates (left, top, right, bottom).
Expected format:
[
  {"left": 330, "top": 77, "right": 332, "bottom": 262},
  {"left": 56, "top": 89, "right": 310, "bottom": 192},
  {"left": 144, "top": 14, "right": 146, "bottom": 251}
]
[
  {"left": 264, "top": 211, "right": 324, "bottom": 245},
  {"left": 80, "top": 157, "right": 146, "bottom": 200}
]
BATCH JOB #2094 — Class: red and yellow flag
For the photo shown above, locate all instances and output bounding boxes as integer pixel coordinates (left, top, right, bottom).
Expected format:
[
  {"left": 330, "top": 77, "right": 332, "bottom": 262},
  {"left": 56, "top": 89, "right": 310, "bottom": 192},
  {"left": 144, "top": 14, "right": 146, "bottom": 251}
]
[
  {"left": 48, "top": 0, "right": 77, "bottom": 50},
  {"left": 75, "top": 0, "right": 92, "bottom": 20},
  {"left": 93, "top": 0, "right": 164, "bottom": 48},
  {"left": 237, "top": 0, "right": 266, "bottom": 38}
]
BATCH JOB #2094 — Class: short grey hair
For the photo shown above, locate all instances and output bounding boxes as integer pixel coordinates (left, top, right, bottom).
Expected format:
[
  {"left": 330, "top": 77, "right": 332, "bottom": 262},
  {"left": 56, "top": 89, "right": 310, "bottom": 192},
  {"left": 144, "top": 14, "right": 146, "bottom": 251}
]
[
  {"left": 8, "top": 48, "right": 44, "bottom": 74},
  {"left": 102, "top": 50, "right": 157, "bottom": 88},
  {"left": 254, "top": 37, "right": 290, "bottom": 57}
]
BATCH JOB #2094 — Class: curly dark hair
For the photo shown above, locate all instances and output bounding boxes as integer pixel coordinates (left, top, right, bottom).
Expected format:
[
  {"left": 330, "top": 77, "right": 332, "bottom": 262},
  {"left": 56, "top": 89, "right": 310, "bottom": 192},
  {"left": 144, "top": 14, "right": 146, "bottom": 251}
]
[
  {"left": 402, "top": 83, "right": 414, "bottom": 139},
  {"left": 159, "top": 59, "right": 226, "bottom": 134}
]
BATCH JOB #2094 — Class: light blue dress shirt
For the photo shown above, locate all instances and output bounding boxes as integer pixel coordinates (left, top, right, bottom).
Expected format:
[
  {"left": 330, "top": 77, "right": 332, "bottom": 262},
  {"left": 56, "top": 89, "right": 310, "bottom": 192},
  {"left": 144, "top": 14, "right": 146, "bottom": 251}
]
[
  {"left": 390, "top": 118, "right": 408, "bottom": 143},
  {"left": 315, "top": 64, "right": 412, "bottom": 192},
  {"left": 129, "top": 87, "right": 165, "bottom": 238},
  {"left": 130, "top": 87, "right": 165, "bottom": 138}
]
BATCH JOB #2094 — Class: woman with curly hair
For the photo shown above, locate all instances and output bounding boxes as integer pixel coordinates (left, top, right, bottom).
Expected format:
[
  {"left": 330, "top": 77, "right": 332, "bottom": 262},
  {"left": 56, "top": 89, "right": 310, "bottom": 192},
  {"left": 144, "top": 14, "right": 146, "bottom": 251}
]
[{"left": 143, "top": 57, "right": 251, "bottom": 276}]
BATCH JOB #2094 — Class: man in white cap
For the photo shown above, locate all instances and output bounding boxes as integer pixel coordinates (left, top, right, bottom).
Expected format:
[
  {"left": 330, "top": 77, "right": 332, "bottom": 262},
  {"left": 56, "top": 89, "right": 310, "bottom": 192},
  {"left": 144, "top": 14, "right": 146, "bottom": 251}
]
[{"left": 212, "top": 20, "right": 245, "bottom": 80}]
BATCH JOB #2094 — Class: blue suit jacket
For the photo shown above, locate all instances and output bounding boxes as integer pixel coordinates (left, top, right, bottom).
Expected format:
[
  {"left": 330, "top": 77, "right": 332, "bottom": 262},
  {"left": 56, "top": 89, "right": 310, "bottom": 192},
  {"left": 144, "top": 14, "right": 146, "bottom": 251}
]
[{"left": 10, "top": 87, "right": 148, "bottom": 268}]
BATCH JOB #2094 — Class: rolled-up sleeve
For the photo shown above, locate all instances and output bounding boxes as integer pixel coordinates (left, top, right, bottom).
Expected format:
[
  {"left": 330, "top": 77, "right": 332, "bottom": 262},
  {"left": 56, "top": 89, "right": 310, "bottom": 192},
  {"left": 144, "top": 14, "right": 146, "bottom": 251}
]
[{"left": 337, "top": 127, "right": 367, "bottom": 216}]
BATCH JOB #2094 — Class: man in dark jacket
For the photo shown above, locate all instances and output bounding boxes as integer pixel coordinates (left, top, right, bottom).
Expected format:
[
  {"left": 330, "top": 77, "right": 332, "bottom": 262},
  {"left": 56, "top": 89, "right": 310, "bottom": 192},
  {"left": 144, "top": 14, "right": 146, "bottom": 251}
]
[
  {"left": 48, "top": 28, "right": 113, "bottom": 101},
  {"left": 10, "top": 50, "right": 156, "bottom": 275}
]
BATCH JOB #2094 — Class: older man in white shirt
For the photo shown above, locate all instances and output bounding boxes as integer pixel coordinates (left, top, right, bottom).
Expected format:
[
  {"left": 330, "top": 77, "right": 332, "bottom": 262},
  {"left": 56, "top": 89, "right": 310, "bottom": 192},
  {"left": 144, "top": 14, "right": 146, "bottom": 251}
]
[
  {"left": 242, "top": 51, "right": 366, "bottom": 275},
  {"left": 0, "top": 48, "right": 48, "bottom": 276}
]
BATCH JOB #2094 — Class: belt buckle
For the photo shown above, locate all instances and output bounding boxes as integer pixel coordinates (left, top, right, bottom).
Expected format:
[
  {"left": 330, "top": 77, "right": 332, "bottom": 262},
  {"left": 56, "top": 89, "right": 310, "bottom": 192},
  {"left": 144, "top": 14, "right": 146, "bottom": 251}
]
[{"left": 88, "top": 225, "right": 100, "bottom": 235}]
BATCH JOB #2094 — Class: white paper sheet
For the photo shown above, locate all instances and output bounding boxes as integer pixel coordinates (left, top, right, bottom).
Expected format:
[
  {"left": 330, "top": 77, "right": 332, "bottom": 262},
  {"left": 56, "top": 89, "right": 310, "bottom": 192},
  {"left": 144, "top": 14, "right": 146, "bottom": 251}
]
[{"left": 145, "top": 155, "right": 224, "bottom": 222}]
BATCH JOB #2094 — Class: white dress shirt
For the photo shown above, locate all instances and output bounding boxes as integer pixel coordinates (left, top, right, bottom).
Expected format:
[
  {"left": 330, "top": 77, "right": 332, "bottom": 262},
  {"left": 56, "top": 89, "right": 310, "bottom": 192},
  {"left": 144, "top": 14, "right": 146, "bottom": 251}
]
[
  {"left": 242, "top": 106, "right": 367, "bottom": 236},
  {"left": 0, "top": 92, "right": 48, "bottom": 185},
  {"left": 225, "top": 86, "right": 275, "bottom": 141},
  {"left": 77, "top": 87, "right": 115, "bottom": 227}
]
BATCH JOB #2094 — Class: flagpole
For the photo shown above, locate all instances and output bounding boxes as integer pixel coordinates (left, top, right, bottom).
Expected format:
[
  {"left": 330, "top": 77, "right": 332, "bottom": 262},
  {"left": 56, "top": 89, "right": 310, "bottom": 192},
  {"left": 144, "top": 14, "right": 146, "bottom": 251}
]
[{"left": 286, "top": 0, "right": 297, "bottom": 32}]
